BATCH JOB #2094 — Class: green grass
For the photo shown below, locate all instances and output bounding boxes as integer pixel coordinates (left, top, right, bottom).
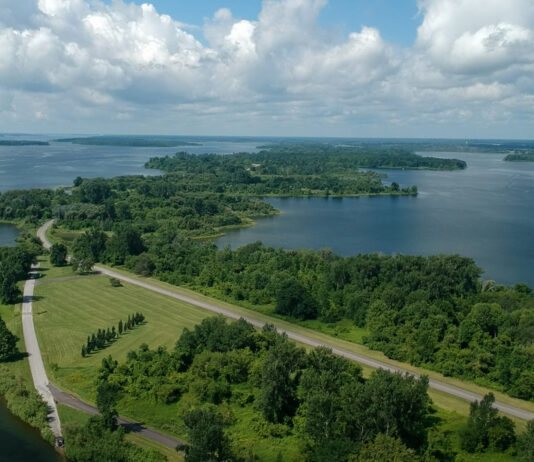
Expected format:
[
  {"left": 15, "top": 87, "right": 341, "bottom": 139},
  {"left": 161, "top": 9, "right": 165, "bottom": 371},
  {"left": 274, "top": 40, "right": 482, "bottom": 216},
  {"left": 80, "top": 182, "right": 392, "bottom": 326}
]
[
  {"left": 35, "top": 255, "right": 76, "bottom": 281},
  {"left": 34, "top": 277, "right": 210, "bottom": 403},
  {"left": 0, "top": 299, "right": 32, "bottom": 384}
]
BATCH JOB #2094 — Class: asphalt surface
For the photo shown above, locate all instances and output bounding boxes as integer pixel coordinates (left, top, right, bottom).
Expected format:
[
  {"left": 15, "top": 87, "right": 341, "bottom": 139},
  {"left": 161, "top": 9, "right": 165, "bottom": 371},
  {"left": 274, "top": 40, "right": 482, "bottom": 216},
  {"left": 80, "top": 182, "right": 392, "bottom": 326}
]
[
  {"left": 49, "top": 385, "right": 184, "bottom": 449},
  {"left": 38, "top": 221, "right": 534, "bottom": 422},
  {"left": 21, "top": 263, "right": 62, "bottom": 437}
]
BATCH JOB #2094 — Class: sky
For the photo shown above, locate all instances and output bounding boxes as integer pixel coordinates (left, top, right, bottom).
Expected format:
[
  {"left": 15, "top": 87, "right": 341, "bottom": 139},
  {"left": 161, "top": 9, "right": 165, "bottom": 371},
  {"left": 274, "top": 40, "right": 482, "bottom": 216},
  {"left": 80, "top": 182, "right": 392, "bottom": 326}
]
[{"left": 1, "top": 0, "right": 534, "bottom": 138}]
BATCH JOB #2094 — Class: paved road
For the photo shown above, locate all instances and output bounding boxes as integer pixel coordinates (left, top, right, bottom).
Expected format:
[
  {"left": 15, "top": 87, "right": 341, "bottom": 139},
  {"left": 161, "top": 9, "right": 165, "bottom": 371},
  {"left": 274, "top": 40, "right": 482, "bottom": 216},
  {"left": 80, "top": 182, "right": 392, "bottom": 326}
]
[
  {"left": 38, "top": 221, "right": 534, "bottom": 421},
  {"left": 21, "top": 263, "right": 62, "bottom": 437},
  {"left": 49, "top": 385, "right": 184, "bottom": 449}
]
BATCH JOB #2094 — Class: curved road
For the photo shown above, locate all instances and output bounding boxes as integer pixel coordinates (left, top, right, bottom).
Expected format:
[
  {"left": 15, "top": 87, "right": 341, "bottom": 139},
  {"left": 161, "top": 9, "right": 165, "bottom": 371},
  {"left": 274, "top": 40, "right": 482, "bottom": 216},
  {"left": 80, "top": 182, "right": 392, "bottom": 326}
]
[{"left": 38, "top": 221, "right": 534, "bottom": 422}]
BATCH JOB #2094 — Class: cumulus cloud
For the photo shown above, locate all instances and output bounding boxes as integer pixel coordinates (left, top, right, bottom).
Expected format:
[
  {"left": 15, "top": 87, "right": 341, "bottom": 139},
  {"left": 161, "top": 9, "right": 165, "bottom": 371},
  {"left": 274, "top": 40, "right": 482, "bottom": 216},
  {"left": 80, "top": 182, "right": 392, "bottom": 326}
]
[{"left": 0, "top": 0, "right": 534, "bottom": 137}]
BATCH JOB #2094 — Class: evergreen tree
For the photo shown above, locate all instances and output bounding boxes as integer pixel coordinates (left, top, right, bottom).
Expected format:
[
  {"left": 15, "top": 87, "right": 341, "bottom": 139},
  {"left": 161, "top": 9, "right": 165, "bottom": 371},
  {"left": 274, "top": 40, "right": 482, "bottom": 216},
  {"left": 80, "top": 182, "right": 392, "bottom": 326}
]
[
  {"left": 118, "top": 320, "right": 123, "bottom": 335},
  {"left": 81, "top": 345, "right": 87, "bottom": 357}
]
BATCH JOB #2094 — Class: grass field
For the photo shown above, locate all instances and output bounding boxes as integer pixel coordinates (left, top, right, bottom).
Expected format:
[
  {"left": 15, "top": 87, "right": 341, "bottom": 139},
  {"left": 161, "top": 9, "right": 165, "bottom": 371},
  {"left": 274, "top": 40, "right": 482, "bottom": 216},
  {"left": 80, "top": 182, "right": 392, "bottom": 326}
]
[
  {"left": 34, "top": 276, "right": 210, "bottom": 402},
  {"left": 33, "top": 273, "right": 528, "bottom": 461}
]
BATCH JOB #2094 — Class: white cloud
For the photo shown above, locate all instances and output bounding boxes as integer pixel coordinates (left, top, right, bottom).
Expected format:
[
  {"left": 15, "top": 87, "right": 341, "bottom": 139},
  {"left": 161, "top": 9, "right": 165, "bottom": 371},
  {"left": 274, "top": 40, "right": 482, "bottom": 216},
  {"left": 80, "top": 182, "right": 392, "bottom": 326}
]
[{"left": 0, "top": 0, "right": 533, "bottom": 137}]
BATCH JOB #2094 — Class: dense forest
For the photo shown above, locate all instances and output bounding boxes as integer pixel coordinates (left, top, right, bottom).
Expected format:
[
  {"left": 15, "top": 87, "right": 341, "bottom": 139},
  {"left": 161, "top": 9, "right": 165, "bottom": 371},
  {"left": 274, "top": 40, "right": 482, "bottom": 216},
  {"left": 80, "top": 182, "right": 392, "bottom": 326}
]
[{"left": 55, "top": 137, "right": 200, "bottom": 147}]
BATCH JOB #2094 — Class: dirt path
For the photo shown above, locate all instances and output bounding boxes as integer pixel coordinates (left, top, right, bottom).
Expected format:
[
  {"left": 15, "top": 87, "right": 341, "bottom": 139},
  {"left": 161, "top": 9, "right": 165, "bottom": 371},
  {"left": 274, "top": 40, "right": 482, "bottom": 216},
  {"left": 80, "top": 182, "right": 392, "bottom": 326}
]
[{"left": 37, "top": 220, "right": 534, "bottom": 422}]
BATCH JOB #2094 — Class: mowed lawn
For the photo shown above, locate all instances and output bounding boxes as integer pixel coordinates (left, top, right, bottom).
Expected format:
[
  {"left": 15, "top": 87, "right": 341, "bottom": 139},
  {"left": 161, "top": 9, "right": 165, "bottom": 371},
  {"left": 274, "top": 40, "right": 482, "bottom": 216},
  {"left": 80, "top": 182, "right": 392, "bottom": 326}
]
[{"left": 34, "top": 276, "right": 210, "bottom": 401}]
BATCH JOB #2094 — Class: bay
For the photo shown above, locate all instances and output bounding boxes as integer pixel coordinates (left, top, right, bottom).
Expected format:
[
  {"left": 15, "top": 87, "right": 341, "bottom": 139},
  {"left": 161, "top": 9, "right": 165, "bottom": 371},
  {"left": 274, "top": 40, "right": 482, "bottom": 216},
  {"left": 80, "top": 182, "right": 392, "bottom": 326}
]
[
  {"left": 216, "top": 152, "right": 534, "bottom": 287},
  {"left": 0, "top": 399, "right": 65, "bottom": 462},
  {"left": 0, "top": 223, "right": 19, "bottom": 246}
]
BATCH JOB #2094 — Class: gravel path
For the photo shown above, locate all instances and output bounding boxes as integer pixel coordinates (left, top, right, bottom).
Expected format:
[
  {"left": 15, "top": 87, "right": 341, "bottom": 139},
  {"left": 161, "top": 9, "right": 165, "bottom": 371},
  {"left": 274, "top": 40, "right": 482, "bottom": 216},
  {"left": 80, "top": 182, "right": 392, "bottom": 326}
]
[{"left": 37, "top": 220, "right": 534, "bottom": 422}]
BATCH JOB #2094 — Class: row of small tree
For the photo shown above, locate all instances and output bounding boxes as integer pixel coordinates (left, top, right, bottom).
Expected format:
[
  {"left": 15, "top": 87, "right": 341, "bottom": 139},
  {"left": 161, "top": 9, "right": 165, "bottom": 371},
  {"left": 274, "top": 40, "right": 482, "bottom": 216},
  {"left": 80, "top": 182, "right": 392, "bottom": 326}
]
[{"left": 81, "top": 312, "right": 145, "bottom": 357}]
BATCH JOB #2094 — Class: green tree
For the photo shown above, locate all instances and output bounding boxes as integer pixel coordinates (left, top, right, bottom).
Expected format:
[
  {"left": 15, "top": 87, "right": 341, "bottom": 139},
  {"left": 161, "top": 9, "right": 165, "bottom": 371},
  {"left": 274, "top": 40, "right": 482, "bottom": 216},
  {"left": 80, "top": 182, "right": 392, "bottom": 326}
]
[
  {"left": 0, "top": 269, "right": 21, "bottom": 304},
  {"left": 96, "top": 381, "right": 120, "bottom": 431},
  {"left": 257, "top": 336, "right": 304, "bottom": 423},
  {"left": 49, "top": 243, "right": 68, "bottom": 266},
  {"left": 356, "top": 434, "right": 420, "bottom": 462},
  {"left": 0, "top": 317, "right": 19, "bottom": 361},
  {"left": 274, "top": 277, "right": 317, "bottom": 320},
  {"left": 518, "top": 420, "right": 534, "bottom": 462},
  {"left": 461, "top": 393, "right": 515, "bottom": 452},
  {"left": 181, "top": 406, "right": 233, "bottom": 462},
  {"left": 105, "top": 225, "right": 145, "bottom": 265}
]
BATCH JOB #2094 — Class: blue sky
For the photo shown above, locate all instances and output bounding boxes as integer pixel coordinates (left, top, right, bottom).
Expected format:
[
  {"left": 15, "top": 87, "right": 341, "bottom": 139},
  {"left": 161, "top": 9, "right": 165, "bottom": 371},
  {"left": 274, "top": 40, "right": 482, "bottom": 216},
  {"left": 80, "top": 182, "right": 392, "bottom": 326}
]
[
  {"left": 1, "top": 0, "right": 534, "bottom": 138},
  {"left": 113, "top": 0, "right": 420, "bottom": 46}
]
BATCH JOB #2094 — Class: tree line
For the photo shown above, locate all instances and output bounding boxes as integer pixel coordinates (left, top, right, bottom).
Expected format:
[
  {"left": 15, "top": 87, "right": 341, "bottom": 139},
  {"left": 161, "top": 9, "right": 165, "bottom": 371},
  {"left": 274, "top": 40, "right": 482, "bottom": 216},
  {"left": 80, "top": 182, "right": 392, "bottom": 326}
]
[{"left": 82, "top": 313, "right": 145, "bottom": 357}]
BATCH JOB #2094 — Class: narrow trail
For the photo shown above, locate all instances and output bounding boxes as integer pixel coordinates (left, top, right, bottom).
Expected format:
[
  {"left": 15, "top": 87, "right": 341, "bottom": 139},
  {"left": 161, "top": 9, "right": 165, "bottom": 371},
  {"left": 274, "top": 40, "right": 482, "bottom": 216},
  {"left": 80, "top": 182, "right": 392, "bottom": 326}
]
[
  {"left": 21, "top": 263, "right": 62, "bottom": 437},
  {"left": 37, "top": 220, "right": 534, "bottom": 422}
]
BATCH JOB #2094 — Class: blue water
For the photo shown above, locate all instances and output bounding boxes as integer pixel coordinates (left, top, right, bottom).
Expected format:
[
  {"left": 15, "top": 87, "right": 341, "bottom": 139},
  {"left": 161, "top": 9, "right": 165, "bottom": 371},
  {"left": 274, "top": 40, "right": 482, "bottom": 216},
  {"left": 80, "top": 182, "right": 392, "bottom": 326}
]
[
  {"left": 0, "top": 136, "right": 261, "bottom": 192},
  {"left": 0, "top": 223, "right": 19, "bottom": 246},
  {"left": 217, "top": 152, "right": 534, "bottom": 287},
  {"left": 0, "top": 399, "right": 65, "bottom": 461}
]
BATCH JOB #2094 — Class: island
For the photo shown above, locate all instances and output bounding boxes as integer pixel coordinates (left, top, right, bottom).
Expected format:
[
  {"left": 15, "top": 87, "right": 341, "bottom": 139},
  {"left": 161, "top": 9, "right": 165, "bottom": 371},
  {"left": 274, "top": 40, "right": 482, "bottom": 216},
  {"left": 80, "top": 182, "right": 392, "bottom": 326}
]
[
  {"left": 55, "top": 136, "right": 201, "bottom": 148},
  {"left": 0, "top": 140, "right": 49, "bottom": 146},
  {"left": 504, "top": 152, "right": 534, "bottom": 161}
]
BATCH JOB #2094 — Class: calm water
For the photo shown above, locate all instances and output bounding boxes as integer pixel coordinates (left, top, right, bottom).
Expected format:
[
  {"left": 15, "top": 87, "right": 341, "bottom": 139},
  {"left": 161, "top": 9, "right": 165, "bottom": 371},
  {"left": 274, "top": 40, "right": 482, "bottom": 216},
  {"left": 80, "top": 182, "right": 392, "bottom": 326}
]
[
  {"left": 0, "top": 399, "right": 65, "bottom": 462},
  {"left": 0, "top": 136, "right": 261, "bottom": 192},
  {"left": 0, "top": 223, "right": 19, "bottom": 246},
  {"left": 217, "top": 152, "right": 534, "bottom": 287}
]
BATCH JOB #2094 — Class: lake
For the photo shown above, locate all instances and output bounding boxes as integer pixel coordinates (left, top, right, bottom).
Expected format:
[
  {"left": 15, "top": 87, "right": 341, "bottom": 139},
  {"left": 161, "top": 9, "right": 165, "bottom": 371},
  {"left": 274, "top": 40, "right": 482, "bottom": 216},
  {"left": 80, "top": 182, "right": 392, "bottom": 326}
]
[
  {"left": 0, "top": 223, "right": 19, "bottom": 246},
  {"left": 0, "top": 399, "right": 65, "bottom": 462},
  {"left": 217, "top": 152, "right": 534, "bottom": 287},
  {"left": 0, "top": 135, "right": 262, "bottom": 192}
]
